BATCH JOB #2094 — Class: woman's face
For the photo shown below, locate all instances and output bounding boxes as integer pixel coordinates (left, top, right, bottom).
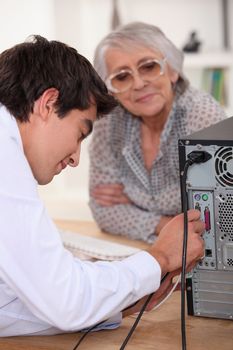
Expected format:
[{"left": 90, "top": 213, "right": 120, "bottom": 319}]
[{"left": 105, "top": 46, "right": 178, "bottom": 120}]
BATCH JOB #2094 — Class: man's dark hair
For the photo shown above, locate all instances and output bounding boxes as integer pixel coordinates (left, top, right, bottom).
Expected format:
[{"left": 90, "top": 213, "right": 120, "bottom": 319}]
[{"left": 0, "top": 35, "right": 117, "bottom": 122}]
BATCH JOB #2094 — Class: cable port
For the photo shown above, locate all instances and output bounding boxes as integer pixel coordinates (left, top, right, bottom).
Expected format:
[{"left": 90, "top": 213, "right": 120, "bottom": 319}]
[
  {"left": 204, "top": 206, "right": 211, "bottom": 231},
  {"left": 205, "top": 249, "right": 212, "bottom": 257},
  {"left": 187, "top": 151, "right": 212, "bottom": 165},
  {"left": 195, "top": 202, "right": 201, "bottom": 211}
]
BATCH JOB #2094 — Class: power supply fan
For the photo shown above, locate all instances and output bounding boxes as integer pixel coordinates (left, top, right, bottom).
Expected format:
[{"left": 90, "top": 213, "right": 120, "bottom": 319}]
[{"left": 215, "top": 147, "right": 233, "bottom": 187}]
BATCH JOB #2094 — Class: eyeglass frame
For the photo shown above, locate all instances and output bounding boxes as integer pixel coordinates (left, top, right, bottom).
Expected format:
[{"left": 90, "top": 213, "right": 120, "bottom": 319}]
[{"left": 105, "top": 57, "right": 167, "bottom": 94}]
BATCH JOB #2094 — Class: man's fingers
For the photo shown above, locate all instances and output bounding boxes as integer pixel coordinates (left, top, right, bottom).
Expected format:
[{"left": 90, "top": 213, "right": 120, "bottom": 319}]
[
  {"left": 172, "top": 209, "right": 202, "bottom": 225},
  {"left": 188, "top": 220, "right": 205, "bottom": 234},
  {"left": 186, "top": 261, "right": 199, "bottom": 272},
  {"left": 187, "top": 208, "right": 201, "bottom": 221}
]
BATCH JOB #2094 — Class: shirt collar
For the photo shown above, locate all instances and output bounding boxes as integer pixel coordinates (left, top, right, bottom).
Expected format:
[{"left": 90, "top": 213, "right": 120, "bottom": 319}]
[{"left": 0, "top": 104, "right": 24, "bottom": 152}]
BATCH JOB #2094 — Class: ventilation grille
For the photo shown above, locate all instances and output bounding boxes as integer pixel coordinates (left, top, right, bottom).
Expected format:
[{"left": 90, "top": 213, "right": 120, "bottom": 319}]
[
  {"left": 215, "top": 147, "right": 233, "bottom": 187},
  {"left": 218, "top": 193, "right": 233, "bottom": 242}
]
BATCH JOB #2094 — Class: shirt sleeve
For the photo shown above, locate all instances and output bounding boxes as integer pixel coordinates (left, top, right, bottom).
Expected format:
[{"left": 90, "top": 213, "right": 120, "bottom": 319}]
[
  {"left": 0, "top": 124, "right": 161, "bottom": 333},
  {"left": 88, "top": 312, "right": 122, "bottom": 331},
  {"left": 89, "top": 118, "right": 159, "bottom": 242},
  {"left": 0, "top": 194, "right": 161, "bottom": 332}
]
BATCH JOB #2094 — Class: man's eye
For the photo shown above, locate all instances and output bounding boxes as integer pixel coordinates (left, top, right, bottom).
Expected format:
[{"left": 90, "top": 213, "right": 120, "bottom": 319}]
[
  {"left": 80, "top": 133, "right": 86, "bottom": 141},
  {"left": 77, "top": 133, "right": 85, "bottom": 143}
]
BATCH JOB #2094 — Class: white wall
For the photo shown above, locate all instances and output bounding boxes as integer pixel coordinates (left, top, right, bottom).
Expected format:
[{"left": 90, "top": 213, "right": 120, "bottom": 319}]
[
  {"left": 0, "top": 0, "right": 55, "bottom": 52},
  {"left": 54, "top": 0, "right": 232, "bottom": 61},
  {"left": 1, "top": 0, "right": 232, "bottom": 221},
  {"left": 229, "top": 0, "right": 233, "bottom": 48}
]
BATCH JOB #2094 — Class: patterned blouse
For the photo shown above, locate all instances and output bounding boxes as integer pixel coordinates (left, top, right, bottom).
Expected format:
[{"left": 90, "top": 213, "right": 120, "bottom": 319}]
[{"left": 89, "top": 86, "right": 226, "bottom": 242}]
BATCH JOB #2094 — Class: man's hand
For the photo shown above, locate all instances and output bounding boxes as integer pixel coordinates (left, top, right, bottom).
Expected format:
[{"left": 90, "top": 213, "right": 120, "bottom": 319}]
[
  {"left": 122, "top": 271, "right": 179, "bottom": 317},
  {"left": 91, "top": 183, "right": 132, "bottom": 206},
  {"left": 155, "top": 215, "right": 174, "bottom": 235},
  {"left": 148, "top": 209, "right": 205, "bottom": 275}
]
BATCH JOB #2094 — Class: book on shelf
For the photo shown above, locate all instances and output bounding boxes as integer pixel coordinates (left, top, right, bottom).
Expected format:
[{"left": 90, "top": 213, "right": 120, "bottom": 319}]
[{"left": 202, "top": 68, "right": 227, "bottom": 107}]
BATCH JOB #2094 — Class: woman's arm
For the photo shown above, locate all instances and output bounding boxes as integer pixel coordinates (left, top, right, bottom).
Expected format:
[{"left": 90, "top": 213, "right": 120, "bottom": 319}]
[{"left": 89, "top": 118, "right": 162, "bottom": 242}]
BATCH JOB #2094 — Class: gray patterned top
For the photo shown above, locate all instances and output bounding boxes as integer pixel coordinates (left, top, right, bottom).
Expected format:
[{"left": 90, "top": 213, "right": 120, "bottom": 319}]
[{"left": 89, "top": 86, "right": 226, "bottom": 242}]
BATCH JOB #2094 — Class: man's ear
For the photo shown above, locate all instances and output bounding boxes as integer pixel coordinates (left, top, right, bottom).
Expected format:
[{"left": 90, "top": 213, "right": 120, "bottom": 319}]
[{"left": 33, "top": 88, "right": 59, "bottom": 121}]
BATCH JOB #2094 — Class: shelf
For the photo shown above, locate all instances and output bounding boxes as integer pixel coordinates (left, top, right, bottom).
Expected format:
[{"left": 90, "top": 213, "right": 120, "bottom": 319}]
[
  {"left": 184, "top": 51, "right": 233, "bottom": 69},
  {"left": 183, "top": 50, "right": 233, "bottom": 115}
]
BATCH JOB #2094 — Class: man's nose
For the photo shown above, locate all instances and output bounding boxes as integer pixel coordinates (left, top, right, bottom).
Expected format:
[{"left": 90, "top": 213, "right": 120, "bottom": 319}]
[{"left": 69, "top": 147, "right": 81, "bottom": 167}]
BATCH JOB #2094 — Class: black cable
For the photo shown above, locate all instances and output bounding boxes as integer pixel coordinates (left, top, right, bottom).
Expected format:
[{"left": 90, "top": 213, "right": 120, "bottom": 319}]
[
  {"left": 119, "top": 272, "right": 168, "bottom": 350},
  {"left": 72, "top": 319, "right": 107, "bottom": 350},
  {"left": 72, "top": 297, "right": 151, "bottom": 350},
  {"left": 73, "top": 273, "right": 168, "bottom": 350},
  {"left": 180, "top": 161, "right": 190, "bottom": 350},
  {"left": 119, "top": 292, "right": 154, "bottom": 350},
  {"left": 180, "top": 150, "right": 212, "bottom": 350},
  {"left": 73, "top": 150, "right": 211, "bottom": 350}
]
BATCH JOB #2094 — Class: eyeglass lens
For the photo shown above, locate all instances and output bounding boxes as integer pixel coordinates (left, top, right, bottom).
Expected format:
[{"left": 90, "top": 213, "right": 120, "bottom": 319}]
[{"left": 110, "top": 59, "right": 163, "bottom": 92}]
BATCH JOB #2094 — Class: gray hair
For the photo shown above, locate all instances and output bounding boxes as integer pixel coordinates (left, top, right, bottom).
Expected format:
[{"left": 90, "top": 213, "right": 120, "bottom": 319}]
[{"left": 94, "top": 22, "right": 189, "bottom": 93}]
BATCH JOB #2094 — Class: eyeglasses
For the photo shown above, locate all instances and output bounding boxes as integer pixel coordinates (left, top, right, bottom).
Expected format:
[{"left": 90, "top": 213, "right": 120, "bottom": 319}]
[{"left": 105, "top": 57, "right": 167, "bottom": 93}]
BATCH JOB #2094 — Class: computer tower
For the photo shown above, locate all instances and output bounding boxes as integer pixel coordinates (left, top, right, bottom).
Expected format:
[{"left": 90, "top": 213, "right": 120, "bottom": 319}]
[{"left": 179, "top": 116, "right": 233, "bottom": 320}]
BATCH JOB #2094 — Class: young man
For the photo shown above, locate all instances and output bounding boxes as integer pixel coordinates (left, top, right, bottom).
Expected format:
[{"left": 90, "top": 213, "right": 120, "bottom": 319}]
[{"left": 0, "top": 36, "right": 205, "bottom": 336}]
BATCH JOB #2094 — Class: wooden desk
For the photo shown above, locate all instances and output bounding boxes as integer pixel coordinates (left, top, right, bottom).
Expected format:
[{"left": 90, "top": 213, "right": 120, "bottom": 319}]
[{"left": 0, "top": 220, "right": 233, "bottom": 350}]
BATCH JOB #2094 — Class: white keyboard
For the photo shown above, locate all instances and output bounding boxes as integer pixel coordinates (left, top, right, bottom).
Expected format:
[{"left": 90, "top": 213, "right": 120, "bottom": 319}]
[{"left": 59, "top": 230, "right": 140, "bottom": 261}]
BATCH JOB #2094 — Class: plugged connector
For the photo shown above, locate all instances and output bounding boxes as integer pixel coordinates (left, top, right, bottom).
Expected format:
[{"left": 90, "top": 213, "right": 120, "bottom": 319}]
[{"left": 187, "top": 151, "right": 212, "bottom": 165}]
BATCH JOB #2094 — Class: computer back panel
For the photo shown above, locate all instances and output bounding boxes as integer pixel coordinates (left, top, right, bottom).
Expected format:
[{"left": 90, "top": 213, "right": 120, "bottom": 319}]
[{"left": 179, "top": 118, "right": 233, "bottom": 320}]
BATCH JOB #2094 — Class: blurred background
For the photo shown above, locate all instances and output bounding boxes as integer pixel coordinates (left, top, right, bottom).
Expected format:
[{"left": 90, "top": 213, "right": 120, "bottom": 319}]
[{"left": 1, "top": 0, "right": 232, "bottom": 221}]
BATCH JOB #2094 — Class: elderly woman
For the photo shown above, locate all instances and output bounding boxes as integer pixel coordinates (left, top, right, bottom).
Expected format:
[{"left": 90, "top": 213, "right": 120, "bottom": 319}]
[{"left": 89, "top": 22, "right": 226, "bottom": 243}]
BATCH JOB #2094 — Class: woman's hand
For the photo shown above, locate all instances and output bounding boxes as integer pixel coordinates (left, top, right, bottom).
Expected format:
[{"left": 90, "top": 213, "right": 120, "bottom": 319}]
[{"left": 91, "top": 183, "right": 132, "bottom": 206}]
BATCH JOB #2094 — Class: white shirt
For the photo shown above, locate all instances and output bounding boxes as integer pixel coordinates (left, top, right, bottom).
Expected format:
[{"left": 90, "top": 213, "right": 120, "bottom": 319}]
[{"left": 0, "top": 105, "right": 161, "bottom": 336}]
